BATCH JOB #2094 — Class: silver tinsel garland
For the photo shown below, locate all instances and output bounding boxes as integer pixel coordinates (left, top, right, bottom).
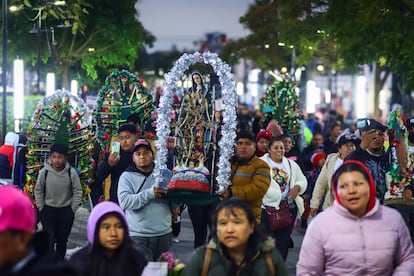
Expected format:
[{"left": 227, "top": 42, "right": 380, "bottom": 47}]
[{"left": 154, "top": 52, "right": 237, "bottom": 192}]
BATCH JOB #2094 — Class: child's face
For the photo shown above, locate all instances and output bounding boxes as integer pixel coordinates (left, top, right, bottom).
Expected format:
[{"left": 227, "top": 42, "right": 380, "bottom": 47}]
[
  {"left": 50, "top": 152, "right": 66, "bottom": 171},
  {"left": 317, "top": 158, "right": 326, "bottom": 169}
]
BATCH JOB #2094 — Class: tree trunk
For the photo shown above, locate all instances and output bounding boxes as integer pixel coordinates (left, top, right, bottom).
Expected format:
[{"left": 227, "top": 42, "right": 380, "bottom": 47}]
[{"left": 60, "top": 63, "right": 70, "bottom": 90}]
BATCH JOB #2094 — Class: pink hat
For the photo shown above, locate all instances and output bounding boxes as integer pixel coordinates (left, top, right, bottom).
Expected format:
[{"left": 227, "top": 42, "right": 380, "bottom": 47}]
[
  {"left": 311, "top": 152, "right": 326, "bottom": 167},
  {"left": 0, "top": 185, "right": 36, "bottom": 232}
]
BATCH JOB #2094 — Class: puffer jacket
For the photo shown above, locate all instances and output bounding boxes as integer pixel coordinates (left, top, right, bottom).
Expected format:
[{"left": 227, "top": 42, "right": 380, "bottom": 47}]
[
  {"left": 230, "top": 155, "right": 271, "bottom": 224},
  {"left": 297, "top": 200, "right": 414, "bottom": 275},
  {"left": 184, "top": 238, "right": 288, "bottom": 276}
]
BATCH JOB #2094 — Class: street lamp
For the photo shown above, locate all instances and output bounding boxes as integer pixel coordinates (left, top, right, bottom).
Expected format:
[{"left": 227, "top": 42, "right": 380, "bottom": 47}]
[
  {"left": 10, "top": 1, "right": 67, "bottom": 94},
  {"left": 2, "top": 0, "right": 8, "bottom": 136},
  {"left": 13, "top": 58, "right": 24, "bottom": 133}
]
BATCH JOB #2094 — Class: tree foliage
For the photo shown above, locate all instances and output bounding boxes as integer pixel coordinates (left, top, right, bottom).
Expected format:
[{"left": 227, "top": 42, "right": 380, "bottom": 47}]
[
  {"left": 222, "top": 0, "right": 414, "bottom": 118},
  {"left": 5, "top": 0, "right": 155, "bottom": 89}
]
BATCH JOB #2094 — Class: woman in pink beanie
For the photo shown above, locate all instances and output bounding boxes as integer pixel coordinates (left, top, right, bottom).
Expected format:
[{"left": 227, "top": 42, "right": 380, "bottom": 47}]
[{"left": 69, "top": 201, "right": 147, "bottom": 276}]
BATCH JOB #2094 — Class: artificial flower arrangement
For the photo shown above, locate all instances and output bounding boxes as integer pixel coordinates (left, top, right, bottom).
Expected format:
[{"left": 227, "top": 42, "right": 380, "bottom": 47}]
[{"left": 159, "top": 252, "right": 185, "bottom": 276}]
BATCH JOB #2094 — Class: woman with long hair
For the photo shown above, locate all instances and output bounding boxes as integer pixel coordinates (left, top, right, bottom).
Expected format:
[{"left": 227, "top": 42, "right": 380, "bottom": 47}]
[
  {"left": 185, "top": 198, "right": 288, "bottom": 276},
  {"left": 297, "top": 160, "right": 414, "bottom": 274},
  {"left": 69, "top": 201, "right": 147, "bottom": 276}
]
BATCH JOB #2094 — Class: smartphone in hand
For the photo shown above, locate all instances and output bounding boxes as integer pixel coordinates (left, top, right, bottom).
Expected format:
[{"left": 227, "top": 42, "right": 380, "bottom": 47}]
[{"left": 111, "top": 141, "right": 121, "bottom": 156}]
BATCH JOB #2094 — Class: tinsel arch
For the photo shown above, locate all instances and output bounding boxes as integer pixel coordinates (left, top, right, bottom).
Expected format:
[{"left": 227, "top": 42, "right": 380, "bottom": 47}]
[
  {"left": 94, "top": 69, "right": 155, "bottom": 153},
  {"left": 23, "top": 90, "right": 94, "bottom": 200},
  {"left": 261, "top": 71, "right": 301, "bottom": 136},
  {"left": 154, "top": 51, "right": 237, "bottom": 192}
]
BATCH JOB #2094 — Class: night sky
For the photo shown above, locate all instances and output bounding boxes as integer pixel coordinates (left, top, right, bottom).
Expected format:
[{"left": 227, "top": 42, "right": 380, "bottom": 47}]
[{"left": 136, "top": 0, "right": 255, "bottom": 52}]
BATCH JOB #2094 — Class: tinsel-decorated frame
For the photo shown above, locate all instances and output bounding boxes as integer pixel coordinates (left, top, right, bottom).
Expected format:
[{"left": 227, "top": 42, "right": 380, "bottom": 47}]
[
  {"left": 24, "top": 90, "right": 94, "bottom": 200},
  {"left": 94, "top": 69, "right": 154, "bottom": 153},
  {"left": 154, "top": 52, "right": 237, "bottom": 192}
]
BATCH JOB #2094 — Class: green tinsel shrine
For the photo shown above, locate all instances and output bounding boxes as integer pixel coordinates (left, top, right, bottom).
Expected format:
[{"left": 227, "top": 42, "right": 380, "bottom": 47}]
[
  {"left": 94, "top": 69, "right": 155, "bottom": 154},
  {"left": 261, "top": 71, "right": 302, "bottom": 136},
  {"left": 23, "top": 90, "right": 95, "bottom": 201}
]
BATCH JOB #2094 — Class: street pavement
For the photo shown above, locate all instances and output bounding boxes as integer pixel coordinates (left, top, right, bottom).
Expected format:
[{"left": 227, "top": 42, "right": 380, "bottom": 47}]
[{"left": 67, "top": 206, "right": 305, "bottom": 275}]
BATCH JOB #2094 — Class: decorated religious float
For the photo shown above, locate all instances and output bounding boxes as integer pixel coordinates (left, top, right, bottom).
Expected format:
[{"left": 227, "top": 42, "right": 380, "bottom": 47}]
[
  {"left": 385, "top": 107, "right": 410, "bottom": 203},
  {"left": 94, "top": 69, "right": 155, "bottom": 200},
  {"left": 261, "top": 70, "right": 302, "bottom": 137},
  {"left": 23, "top": 90, "right": 94, "bottom": 202},
  {"left": 154, "top": 52, "right": 237, "bottom": 205},
  {"left": 94, "top": 69, "right": 155, "bottom": 153}
]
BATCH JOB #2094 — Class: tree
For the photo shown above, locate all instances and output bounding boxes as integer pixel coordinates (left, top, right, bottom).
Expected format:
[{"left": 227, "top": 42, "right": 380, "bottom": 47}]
[
  {"left": 221, "top": 0, "right": 334, "bottom": 72},
  {"left": 6, "top": 0, "right": 155, "bottom": 90},
  {"left": 222, "top": 0, "right": 414, "bottom": 118},
  {"left": 326, "top": 0, "right": 414, "bottom": 118}
]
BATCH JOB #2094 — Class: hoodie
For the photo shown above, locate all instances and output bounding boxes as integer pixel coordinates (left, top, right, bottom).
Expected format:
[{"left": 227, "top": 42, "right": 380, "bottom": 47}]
[
  {"left": 34, "top": 161, "right": 83, "bottom": 212},
  {"left": 118, "top": 165, "right": 172, "bottom": 237},
  {"left": 0, "top": 132, "right": 19, "bottom": 178}
]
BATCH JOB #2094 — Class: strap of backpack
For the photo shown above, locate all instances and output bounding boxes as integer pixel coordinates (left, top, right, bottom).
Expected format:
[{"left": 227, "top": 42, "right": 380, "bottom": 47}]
[
  {"left": 264, "top": 252, "right": 275, "bottom": 276},
  {"left": 201, "top": 247, "right": 213, "bottom": 276},
  {"left": 43, "top": 170, "right": 49, "bottom": 195}
]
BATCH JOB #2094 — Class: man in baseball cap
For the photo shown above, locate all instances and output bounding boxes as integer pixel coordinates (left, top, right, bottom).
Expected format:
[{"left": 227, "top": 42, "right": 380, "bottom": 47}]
[
  {"left": 0, "top": 185, "right": 77, "bottom": 275},
  {"left": 346, "top": 118, "right": 389, "bottom": 202}
]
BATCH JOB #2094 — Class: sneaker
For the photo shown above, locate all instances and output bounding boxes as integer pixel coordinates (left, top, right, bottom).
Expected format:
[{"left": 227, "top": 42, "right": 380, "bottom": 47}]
[{"left": 173, "top": 237, "right": 180, "bottom": 243}]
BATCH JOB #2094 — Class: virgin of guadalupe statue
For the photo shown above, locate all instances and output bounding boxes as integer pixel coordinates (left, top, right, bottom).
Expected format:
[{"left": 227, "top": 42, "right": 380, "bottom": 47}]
[{"left": 174, "top": 72, "right": 214, "bottom": 171}]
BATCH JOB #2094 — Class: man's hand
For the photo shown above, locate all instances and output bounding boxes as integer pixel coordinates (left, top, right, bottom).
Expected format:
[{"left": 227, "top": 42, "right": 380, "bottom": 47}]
[
  {"left": 288, "top": 185, "right": 301, "bottom": 200},
  {"left": 219, "top": 188, "right": 230, "bottom": 200},
  {"left": 402, "top": 188, "right": 413, "bottom": 206},
  {"left": 171, "top": 206, "right": 181, "bottom": 220},
  {"left": 154, "top": 187, "right": 167, "bottom": 199},
  {"left": 310, "top": 208, "right": 318, "bottom": 217},
  {"left": 359, "top": 129, "right": 378, "bottom": 150},
  {"left": 108, "top": 152, "right": 120, "bottom": 167}
]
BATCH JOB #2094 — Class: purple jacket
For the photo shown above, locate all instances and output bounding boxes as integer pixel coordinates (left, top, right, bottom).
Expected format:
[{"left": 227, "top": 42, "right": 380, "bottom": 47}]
[{"left": 297, "top": 200, "right": 414, "bottom": 275}]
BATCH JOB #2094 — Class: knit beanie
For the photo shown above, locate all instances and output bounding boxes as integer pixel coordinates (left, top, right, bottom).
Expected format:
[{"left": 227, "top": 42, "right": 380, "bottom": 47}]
[
  {"left": 87, "top": 201, "right": 127, "bottom": 244},
  {"left": 256, "top": 130, "right": 272, "bottom": 142},
  {"left": 310, "top": 152, "right": 326, "bottom": 167}
]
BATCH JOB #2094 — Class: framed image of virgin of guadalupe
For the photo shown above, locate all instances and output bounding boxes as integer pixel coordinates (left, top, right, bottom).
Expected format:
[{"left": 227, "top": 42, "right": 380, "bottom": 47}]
[{"left": 154, "top": 52, "right": 237, "bottom": 205}]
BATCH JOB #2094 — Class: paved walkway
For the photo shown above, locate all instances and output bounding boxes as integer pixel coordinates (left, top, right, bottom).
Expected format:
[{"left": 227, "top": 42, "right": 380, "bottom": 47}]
[{"left": 67, "top": 206, "right": 305, "bottom": 275}]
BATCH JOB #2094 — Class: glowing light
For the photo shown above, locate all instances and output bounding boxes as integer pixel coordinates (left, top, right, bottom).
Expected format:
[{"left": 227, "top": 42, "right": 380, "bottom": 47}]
[
  {"left": 13, "top": 59, "right": 24, "bottom": 132},
  {"left": 71, "top": 80, "right": 78, "bottom": 96},
  {"left": 46, "top": 73, "right": 55, "bottom": 96}
]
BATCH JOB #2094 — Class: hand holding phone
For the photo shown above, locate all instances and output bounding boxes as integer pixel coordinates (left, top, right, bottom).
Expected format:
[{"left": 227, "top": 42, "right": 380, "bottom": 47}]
[{"left": 111, "top": 141, "right": 121, "bottom": 155}]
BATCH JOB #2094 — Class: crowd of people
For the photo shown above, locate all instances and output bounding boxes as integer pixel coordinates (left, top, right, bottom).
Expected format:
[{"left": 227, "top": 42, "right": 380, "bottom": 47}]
[{"left": 2, "top": 76, "right": 414, "bottom": 274}]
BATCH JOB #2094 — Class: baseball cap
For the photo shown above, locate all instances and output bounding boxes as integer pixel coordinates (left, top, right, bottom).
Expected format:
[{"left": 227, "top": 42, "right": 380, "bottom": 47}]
[
  {"left": 406, "top": 116, "right": 414, "bottom": 129},
  {"left": 133, "top": 139, "right": 152, "bottom": 152},
  {"left": 362, "top": 119, "right": 387, "bottom": 132},
  {"left": 336, "top": 133, "right": 360, "bottom": 147},
  {"left": 0, "top": 185, "right": 36, "bottom": 232}
]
